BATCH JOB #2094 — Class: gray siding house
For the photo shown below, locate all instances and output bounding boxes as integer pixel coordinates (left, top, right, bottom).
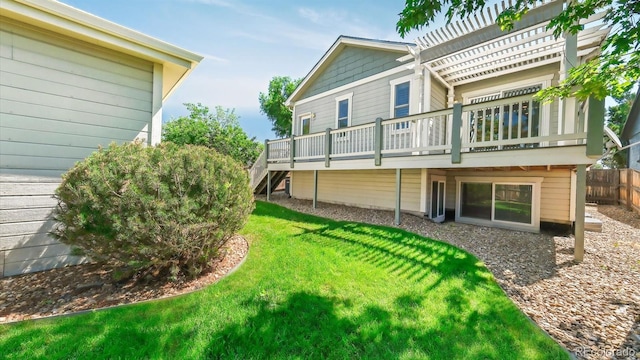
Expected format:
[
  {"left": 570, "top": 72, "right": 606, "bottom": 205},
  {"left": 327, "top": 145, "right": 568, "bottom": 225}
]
[
  {"left": 254, "top": 0, "right": 610, "bottom": 261},
  {"left": 0, "top": 0, "right": 203, "bottom": 277},
  {"left": 621, "top": 89, "right": 640, "bottom": 171}
]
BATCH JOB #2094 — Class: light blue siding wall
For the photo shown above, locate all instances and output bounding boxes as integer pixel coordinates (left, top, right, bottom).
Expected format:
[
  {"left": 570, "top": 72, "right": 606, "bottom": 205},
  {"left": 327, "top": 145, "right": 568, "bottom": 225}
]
[
  {"left": 301, "top": 46, "right": 408, "bottom": 99},
  {"left": 294, "top": 69, "right": 414, "bottom": 134},
  {"left": 0, "top": 17, "right": 154, "bottom": 277},
  {"left": 627, "top": 125, "right": 640, "bottom": 171}
]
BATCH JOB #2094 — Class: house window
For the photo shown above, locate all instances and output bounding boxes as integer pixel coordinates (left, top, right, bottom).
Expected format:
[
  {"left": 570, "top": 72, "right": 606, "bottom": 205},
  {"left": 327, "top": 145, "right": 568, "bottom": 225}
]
[
  {"left": 335, "top": 93, "right": 353, "bottom": 129},
  {"left": 390, "top": 76, "right": 413, "bottom": 132},
  {"left": 456, "top": 176, "right": 542, "bottom": 231},
  {"left": 337, "top": 99, "right": 349, "bottom": 128},
  {"left": 394, "top": 82, "right": 410, "bottom": 117},
  {"left": 301, "top": 116, "right": 310, "bottom": 135}
]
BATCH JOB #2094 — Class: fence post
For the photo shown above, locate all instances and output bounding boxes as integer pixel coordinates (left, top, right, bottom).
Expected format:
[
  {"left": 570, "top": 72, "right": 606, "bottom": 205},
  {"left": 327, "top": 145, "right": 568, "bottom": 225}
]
[
  {"left": 451, "top": 103, "right": 463, "bottom": 164},
  {"left": 614, "top": 169, "right": 620, "bottom": 206},
  {"left": 374, "top": 118, "right": 382, "bottom": 166},
  {"left": 290, "top": 135, "right": 295, "bottom": 168},
  {"left": 325, "top": 128, "right": 331, "bottom": 168}
]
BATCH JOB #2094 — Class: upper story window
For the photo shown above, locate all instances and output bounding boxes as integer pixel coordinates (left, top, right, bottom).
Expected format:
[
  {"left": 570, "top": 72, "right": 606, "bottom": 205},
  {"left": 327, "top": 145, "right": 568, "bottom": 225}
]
[
  {"left": 390, "top": 75, "right": 413, "bottom": 131},
  {"left": 394, "top": 82, "right": 410, "bottom": 117},
  {"left": 335, "top": 93, "right": 353, "bottom": 129},
  {"left": 301, "top": 116, "right": 311, "bottom": 135}
]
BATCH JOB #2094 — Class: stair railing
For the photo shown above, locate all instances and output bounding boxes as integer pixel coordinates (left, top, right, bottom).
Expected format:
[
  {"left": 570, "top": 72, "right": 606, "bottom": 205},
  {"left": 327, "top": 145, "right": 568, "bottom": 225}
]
[{"left": 249, "top": 150, "right": 268, "bottom": 190}]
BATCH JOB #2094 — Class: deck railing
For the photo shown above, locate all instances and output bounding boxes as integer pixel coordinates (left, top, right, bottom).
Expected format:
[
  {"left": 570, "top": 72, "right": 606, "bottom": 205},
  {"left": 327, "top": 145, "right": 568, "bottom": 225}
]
[{"left": 265, "top": 94, "right": 599, "bottom": 166}]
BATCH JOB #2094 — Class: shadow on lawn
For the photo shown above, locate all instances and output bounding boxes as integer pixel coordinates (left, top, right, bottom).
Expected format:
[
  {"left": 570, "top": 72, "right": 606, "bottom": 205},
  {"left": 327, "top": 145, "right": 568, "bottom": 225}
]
[
  {"left": 258, "top": 198, "right": 562, "bottom": 287},
  {"left": 204, "top": 290, "right": 563, "bottom": 359},
  {"left": 253, "top": 202, "right": 493, "bottom": 290},
  {"left": 233, "top": 202, "right": 565, "bottom": 358}
]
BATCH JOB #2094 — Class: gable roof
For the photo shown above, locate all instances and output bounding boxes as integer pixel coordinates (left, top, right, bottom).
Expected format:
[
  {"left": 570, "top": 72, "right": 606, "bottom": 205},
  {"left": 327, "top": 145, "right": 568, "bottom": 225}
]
[
  {"left": 286, "top": 36, "right": 414, "bottom": 105},
  {"left": 1, "top": 0, "right": 203, "bottom": 100},
  {"left": 621, "top": 87, "right": 640, "bottom": 141}
]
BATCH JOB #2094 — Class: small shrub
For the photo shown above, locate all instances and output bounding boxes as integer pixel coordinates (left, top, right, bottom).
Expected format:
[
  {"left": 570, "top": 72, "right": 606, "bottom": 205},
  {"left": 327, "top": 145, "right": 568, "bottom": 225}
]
[{"left": 52, "top": 142, "right": 254, "bottom": 280}]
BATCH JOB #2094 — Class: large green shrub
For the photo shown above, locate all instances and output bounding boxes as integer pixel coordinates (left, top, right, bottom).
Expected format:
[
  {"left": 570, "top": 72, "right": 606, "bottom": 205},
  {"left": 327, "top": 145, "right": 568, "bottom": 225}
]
[{"left": 52, "top": 142, "right": 254, "bottom": 280}]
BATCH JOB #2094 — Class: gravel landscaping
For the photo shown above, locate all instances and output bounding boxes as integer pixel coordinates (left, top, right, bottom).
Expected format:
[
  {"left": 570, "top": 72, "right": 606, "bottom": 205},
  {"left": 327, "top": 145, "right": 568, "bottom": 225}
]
[{"left": 260, "top": 193, "right": 639, "bottom": 360}]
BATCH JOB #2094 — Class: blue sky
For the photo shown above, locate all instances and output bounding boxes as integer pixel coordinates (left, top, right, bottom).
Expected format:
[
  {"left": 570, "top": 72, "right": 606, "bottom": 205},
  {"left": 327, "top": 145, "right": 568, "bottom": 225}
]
[{"left": 60, "top": 0, "right": 429, "bottom": 142}]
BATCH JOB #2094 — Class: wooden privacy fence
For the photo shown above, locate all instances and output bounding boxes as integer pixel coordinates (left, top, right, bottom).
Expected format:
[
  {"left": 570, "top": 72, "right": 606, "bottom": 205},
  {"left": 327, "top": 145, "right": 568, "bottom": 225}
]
[{"left": 586, "top": 168, "right": 640, "bottom": 213}]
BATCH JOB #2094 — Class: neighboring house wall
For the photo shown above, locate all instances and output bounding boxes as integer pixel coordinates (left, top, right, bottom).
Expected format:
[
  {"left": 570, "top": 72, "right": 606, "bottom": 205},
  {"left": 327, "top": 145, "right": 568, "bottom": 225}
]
[
  {"left": 622, "top": 89, "right": 640, "bottom": 171},
  {"left": 628, "top": 132, "right": 640, "bottom": 171},
  {"left": 0, "top": 18, "right": 154, "bottom": 277},
  {"left": 291, "top": 169, "right": 422, "bottom": 214},
  {"left": 300, "top": 46, "right": 407, "bottom": 99},
  {"left": 294, "top": 69, "right": 414, "bottom": 134}
]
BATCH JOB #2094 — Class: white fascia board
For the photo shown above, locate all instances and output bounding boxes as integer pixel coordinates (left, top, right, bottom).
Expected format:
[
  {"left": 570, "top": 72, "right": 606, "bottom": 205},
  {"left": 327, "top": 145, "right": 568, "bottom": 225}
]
[
  {"left": 286, "top": 36, "right": 414, "bottom": 106},
  {"left": 4, "top": 0, "right": 203, "bottom": 68}
]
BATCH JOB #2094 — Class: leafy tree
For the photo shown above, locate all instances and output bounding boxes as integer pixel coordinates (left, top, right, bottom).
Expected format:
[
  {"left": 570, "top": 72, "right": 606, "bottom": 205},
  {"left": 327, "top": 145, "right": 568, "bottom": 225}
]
[
  {"left": 258, "top": 76, "right": 302, "bottom": 138},
  {"left": 163, "top": 103, "right": 263, "bottom": 167},
  {"left": 602, "top": 91, "right": 635, "bottom": 167},
  {"left": 396, "top": 0, "right": 640, "bottom": 101}
]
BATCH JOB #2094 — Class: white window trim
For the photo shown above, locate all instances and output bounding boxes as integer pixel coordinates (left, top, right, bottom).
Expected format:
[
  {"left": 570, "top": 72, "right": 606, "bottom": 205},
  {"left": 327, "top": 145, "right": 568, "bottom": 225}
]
[
  {"left": 454, "top": 176, "right": 543, "bottom": 232},
  {"left": 298, "top": 112, "right": 312, "bottom": 136},
  {"left": 335, "top": 92, "right": 353, "bottom": 129},
  {"left": 389, "top": 74, "right": 415, "bottom": 134}
]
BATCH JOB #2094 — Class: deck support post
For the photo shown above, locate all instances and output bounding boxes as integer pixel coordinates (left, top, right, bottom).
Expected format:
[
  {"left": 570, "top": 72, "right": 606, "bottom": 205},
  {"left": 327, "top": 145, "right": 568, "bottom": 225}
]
[
  {"left": 325, "top": 128, "right": 331, "bottom": 168},
  {"left": 451, "top": 103, "right": 463, "bottom": 164},
  {"left": 574, "top": 164, "right": 586, "bottom": 262},
  {"left": 395, "top": 168, "right": 401, "bottom": 225},
  {"left": 374, "top": 118, "right": 383, "bottom": 166},
  {"left": 290, "top": 135, "right": 295, "bottom": 168},
  {"left": 313, "top": 170, "right": 318, "bottom": 209},
  {"left": 586, "top": 96, "right": 605, "bottom": 157},
  {"left": 266, "top": 170, "right": 271, "bottom": 202}
]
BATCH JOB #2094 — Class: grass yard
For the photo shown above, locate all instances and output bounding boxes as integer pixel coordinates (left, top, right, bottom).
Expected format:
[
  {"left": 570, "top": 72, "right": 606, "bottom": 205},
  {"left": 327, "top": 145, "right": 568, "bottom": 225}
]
[{"left": 0, "top": 201, "right": 568, "bottom": 359}]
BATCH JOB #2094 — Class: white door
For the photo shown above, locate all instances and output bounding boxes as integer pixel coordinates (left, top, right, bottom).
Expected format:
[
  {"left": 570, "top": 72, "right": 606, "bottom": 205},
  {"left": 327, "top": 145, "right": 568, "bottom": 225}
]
[{"left": 430, "top": 175, "right": 446, "bottom": 223}]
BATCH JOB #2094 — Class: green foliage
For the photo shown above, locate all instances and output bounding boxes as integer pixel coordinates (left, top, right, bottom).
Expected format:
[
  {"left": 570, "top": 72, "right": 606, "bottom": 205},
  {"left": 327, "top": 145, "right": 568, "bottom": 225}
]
[
  {"left": 396, "top": 0, "right": 640, "bottom": 100},
  {"left": 163, "top": 103, "right": 263, "bottom": 167},
  {"left": 602, "top": 91, "right": 635, "bottom": 167},
  {"left": 258, "top": 76, "right": 302, "bottom": 138},
  {"left": 52, "top": 142, "right": 254, "bottom": 280}
]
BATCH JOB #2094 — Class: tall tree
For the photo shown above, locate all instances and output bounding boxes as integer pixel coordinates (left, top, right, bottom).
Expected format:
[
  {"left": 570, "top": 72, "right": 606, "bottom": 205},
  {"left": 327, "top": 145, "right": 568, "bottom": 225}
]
[
  {"left": 602, "top": 91, "right": 635, "bottom": 168},
  {"left": 396, "top": 0, "right": 639, "bottom": 101},
  {"left": 163, "top": 103, "right": 263, "bottom": 167},
  {"left": 258, "top": 76, "right": 302, "bottom": 138}
]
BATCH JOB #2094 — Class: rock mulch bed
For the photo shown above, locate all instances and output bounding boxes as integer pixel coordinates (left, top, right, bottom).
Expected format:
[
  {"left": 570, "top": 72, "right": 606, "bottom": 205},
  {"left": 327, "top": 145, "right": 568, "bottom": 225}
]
[
  {"left": 261, "top": 194, "right": 639, "bottom": 360},
  {"left": 0, "top": 235, "right": 248, "bottom": 323}
]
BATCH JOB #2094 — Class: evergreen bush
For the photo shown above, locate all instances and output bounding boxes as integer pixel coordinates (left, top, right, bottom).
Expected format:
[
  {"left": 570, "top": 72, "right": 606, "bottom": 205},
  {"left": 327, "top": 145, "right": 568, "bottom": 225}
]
[{"left": 52, "top": 142, "right": 254, "bottom": 280}]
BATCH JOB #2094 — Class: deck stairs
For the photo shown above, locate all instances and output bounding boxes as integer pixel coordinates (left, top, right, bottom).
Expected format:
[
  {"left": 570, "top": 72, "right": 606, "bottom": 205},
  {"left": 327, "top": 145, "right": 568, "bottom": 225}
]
[{"left": 249, "top": 150, "right": 288, "bottom": 194}]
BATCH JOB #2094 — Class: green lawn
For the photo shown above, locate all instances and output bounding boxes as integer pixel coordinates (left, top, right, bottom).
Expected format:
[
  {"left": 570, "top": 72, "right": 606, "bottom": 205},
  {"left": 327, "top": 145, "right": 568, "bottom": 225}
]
[{"left": 0, "top": 201, "right": 567, "bottom": 359}]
